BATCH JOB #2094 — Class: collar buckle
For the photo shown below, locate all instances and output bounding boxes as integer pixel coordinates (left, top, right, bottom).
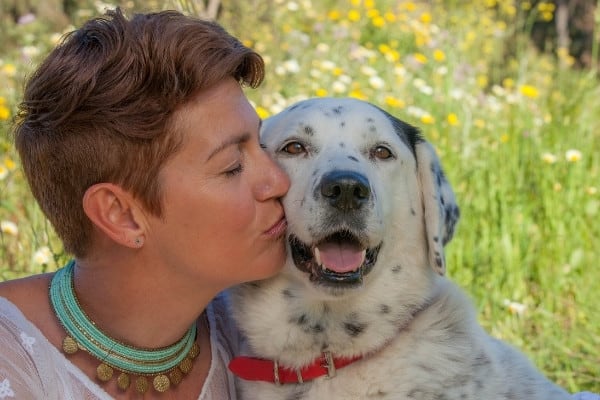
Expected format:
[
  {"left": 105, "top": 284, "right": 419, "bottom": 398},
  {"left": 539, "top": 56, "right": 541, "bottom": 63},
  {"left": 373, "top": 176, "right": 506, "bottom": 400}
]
[{"left": 321, "top": 351, "right": 336, "bottom": 379}]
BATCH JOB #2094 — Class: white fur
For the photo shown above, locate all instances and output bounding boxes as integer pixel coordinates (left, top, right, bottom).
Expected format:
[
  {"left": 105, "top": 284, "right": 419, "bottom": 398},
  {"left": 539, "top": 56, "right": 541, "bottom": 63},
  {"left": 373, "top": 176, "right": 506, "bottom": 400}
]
[{"left": 228, "top": 98, "right": 570, "bottom": 399}]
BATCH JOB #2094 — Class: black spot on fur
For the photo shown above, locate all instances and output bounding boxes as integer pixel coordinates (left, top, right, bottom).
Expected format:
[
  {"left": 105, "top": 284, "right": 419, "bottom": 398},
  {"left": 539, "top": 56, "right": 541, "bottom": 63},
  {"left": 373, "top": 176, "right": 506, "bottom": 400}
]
[
  {"left": 344, "top": 321, "right": 366, "bottom": 337},
  {"left": 472, "top": 352, "right": 491, "bottom": 367},
  {"left": 348, "top": 155, "right": 358, "bottom": 162},
  {"left": 303, "top": 125, "right": 315, "bottom": 136},
  {"left": 282, "top": 289, "right": 294, "bottom": 298},
  {"left": 339, "top": 142, "right": 345, "bottom": 148},
  {"left": 369, "top": 124, "right": 377, "bottom": 133},
  {"left": 410, "top": 208, "right": 416, "bottom": 216},
  {"left": 286, "top": 387, "right": 310, "bottom": 400},
  {"left": 340, "top": 121, "right": 346, "bottom": 127},
  {"left": 417, "top": 363, "right": 436, "bottom": 373},
  {"left": 392, "top": 264, "right": 402, "bottom": 273},
  {"left": 332, "top": 106, "right": 343, "bottom": 115},
  {"left": 379, "top": 304, "right": 391, "bottom": 314},
  {"left": 433, "top": 236, "right": 439, "bottom": 242},
  {"left": 310, "top": 323, "right": 324, "bottom": 333}
]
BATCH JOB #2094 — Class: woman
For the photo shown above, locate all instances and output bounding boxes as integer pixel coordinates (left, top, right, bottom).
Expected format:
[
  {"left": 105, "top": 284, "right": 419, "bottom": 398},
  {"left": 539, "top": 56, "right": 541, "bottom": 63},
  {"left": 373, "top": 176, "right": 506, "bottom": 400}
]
[{"left": 0, "top": 8, "right": 289, "bottom": 399}]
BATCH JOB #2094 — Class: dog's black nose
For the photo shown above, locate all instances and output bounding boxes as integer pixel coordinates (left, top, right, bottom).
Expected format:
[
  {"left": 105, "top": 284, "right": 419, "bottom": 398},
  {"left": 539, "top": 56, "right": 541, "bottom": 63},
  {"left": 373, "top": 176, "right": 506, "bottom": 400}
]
[{"left": 320, "top": 170, "right": 370, "bottom": 211}]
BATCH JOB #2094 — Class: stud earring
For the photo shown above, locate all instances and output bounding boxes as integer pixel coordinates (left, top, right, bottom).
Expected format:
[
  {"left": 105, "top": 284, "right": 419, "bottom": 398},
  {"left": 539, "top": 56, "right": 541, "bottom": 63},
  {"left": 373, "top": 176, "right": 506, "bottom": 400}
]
[{"left": 134, "top": 237, "right": 144, "bottom": 247}]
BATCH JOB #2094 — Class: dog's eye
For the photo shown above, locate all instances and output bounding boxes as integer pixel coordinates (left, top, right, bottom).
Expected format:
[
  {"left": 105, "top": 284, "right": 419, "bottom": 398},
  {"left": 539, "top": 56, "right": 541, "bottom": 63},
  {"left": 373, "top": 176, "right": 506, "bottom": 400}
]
[
  {"left": 281, "top": 141, "right": 306, "bottom": 155},
  {"left": 371, "top": 145, "right": 394, "bottom": 160}
]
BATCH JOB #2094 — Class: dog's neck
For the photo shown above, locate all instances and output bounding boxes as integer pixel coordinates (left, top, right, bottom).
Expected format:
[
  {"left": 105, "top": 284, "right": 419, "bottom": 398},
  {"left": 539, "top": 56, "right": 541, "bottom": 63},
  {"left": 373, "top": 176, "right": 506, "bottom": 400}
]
[{"left": 230, "top": 270, "right": 445, "bottom": 370}]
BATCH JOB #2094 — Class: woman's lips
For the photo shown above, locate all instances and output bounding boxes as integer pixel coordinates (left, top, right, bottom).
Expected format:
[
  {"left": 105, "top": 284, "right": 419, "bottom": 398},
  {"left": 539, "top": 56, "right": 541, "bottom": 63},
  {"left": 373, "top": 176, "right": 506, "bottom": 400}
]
[{"left": 265, "top": 217, "right": 287, "bottom": 237}]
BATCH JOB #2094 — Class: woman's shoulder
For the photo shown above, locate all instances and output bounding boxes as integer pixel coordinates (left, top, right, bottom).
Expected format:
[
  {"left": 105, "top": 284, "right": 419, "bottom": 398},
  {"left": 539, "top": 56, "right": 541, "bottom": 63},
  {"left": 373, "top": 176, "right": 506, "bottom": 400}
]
[
  {"left": 0, "top": 273, "right": 56, "bottom": 330},
  {"left": 0, "top": 273, "right": 53, "bottom": 309}
]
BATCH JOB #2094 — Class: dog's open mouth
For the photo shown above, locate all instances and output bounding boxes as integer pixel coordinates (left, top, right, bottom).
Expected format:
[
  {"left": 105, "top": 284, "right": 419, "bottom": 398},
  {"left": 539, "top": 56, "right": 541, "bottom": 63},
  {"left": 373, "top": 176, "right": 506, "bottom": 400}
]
[{"left": 289, "top": 232, "right": 382, "bottom": 287}]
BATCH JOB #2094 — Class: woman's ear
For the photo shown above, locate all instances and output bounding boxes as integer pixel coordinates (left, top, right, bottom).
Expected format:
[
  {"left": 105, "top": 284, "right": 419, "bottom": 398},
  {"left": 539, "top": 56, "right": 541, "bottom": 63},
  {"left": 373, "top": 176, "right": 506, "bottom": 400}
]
[{"left": 82, "top": 183, "right": 146, "bottom": 249}]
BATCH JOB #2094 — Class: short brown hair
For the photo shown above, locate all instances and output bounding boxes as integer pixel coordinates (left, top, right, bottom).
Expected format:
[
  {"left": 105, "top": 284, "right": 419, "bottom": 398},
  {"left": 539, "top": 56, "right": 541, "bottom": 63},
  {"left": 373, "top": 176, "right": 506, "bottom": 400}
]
[{"left": 13, "top": 8, "right": 264, "bottom": 257}]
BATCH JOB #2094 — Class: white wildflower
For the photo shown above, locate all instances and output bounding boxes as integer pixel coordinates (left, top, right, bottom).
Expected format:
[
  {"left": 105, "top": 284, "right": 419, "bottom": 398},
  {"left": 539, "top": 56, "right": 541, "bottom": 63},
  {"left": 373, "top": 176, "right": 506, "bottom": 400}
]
[{"left": 0, "top": 221, "right": 18, "bottom": 236}]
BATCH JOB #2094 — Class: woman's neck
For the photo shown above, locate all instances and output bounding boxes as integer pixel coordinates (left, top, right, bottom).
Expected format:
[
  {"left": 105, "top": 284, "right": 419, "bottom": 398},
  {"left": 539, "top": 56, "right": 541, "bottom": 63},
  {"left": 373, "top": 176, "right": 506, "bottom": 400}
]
[{"left": 72, "top": 255, "right": 214, "bottom": 349}]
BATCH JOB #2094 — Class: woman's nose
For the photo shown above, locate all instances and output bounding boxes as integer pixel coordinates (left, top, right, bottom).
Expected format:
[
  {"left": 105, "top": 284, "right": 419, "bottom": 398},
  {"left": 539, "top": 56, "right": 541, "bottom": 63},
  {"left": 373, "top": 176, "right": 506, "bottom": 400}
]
[{"left": 255, "top": 150, "right": 290, "bottom": 201}]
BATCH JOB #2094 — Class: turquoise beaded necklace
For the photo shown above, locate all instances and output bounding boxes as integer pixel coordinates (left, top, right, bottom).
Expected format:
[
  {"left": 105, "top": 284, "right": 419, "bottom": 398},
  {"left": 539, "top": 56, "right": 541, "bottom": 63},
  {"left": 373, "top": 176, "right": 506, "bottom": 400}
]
[{"left": 49, "top": 260, "right": 200, "bottom": 393}]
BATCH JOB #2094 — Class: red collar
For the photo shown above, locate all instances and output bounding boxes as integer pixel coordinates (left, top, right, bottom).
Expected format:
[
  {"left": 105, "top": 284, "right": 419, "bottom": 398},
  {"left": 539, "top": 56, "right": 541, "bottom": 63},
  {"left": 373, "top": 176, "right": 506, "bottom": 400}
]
[{"left": 229, "top": 351, "right": 362, "bottom": 385}]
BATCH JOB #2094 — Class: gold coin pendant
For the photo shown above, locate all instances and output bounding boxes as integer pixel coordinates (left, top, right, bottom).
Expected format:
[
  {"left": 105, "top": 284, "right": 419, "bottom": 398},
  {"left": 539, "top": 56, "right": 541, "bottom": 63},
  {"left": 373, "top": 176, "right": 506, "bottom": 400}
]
[
  {"left": 62, "top": 336, "right": 79, "bottom": 354},
  {"left": 169, "top": 368, "right": 183, "bottom": 385},
  {"left": 96, "top": 363, "right": 114, "bottom": 382},
  {"left": 179, "top": 357, "right": 193, "bottom": 374},
  {"left": 153, "top": 374, "right": 171, "bottom": 392},
  {"left": 135, "top": 376, "right": 149, "bottom": 394},
  {"left": 117, "top": 373, "right": 130, "bottom": 390}
]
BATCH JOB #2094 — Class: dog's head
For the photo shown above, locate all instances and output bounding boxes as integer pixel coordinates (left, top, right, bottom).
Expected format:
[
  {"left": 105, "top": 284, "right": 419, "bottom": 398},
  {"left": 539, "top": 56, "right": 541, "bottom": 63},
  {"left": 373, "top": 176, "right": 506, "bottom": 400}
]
[{"left": 261, "top": 98, "right": 459, "bottom": 295}]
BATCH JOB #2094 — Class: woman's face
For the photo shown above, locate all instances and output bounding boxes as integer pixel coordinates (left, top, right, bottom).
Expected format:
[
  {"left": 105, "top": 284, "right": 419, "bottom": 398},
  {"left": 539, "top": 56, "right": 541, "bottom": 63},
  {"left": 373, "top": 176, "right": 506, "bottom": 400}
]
[{"left": 146, "top": 78, "right": 289, "bottom": 291}]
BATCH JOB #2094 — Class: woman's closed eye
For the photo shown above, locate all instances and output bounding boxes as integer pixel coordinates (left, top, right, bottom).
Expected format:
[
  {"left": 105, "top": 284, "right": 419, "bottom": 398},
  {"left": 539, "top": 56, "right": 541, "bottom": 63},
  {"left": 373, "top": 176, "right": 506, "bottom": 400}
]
[{"left": 224, "top": 162, "right": 244, "bottom": 177}]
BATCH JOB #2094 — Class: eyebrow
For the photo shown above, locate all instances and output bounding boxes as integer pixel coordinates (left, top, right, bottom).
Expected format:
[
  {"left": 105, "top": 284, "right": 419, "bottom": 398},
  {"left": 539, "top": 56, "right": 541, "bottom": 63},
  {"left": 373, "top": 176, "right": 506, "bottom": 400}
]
[{"left": 206, "top": 120, "right": 262, "bottom": 161}]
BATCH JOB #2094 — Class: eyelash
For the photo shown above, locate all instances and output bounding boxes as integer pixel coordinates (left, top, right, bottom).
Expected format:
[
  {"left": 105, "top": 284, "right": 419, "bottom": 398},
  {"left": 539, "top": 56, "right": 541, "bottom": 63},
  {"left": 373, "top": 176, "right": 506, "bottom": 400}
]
[{"left": 225, "top": 163, "right": 244, "bottom": 177}]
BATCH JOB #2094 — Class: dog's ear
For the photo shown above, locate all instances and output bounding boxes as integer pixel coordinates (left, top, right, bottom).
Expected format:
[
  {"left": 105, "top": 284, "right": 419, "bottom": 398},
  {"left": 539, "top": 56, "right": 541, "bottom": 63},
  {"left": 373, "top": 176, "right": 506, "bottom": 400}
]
[{"left": 415, "top": 140, "right": 460, "bottom": 275}]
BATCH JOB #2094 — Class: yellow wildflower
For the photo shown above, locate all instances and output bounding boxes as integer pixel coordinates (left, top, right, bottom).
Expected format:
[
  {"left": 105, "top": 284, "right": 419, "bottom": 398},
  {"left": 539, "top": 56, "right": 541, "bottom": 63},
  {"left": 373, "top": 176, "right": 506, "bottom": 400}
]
[
  {"left": 0, "top": 165, "right": 7, "bottom": 180},
  {"left": 500, "top": 134, "right": 510, "bottom": 143},
  {"left": 474, "top": 119, "right": 486, "bottom": 129},
  {"left": 421, "top": 114, "right": 435, "bottom": 125},
  {"left": 367, "top": 9, "right": 379, "bottom": 18},
  {"left": 433, "top": 49, "right": 446, "bottom": 62},
  {"left": 420, "top": 12, "right": 432, "bottom": 24},
  {"left": 477, "top": 75, "right": 488, "bottom": 88},
  {"left": 413, "top": 53, "right": 428, "bottom": 64},
  {"left": 446, "top": 113, "right": 459, "bottom": 126},
  {"left": 315, "top": 88, "right": 328, "bottom": 97},
  {"left": 519, "top": 84, "right": 539, "bottom": 99},
  {"left": 2, "top": 64, "right": 16, "bottom": 76},
  {"left": 401, "top": 2, "right": 417, "bottom": 11},
  {"left": 327, "top": 10, "right": 341, "bottom": 21},
  {"left": 384, "top": 12, "right": 396, "bottom": 22},
  {"left": 349, "top": 89, "right": 367, "bottom": 100},
  {"left": 347, "top": 9, "right": 361, "bottom": 22},
  {"left": 384, "top": 96, "right": 405, "bottom": 108},
  {"left": 372, "top": 16, "right": 386, "bottom": 28},
  {"left": 0, "top": 105, "right": 10, "bottom": 120},
  {"left": 255, "top": 106, "right": 270, "bottom": 120},
  {"left": 4, "top": 157, "right": 16, "bottom": 170},
  {"left": 502, "top": 77, "right": 515, "bottom": 89}
]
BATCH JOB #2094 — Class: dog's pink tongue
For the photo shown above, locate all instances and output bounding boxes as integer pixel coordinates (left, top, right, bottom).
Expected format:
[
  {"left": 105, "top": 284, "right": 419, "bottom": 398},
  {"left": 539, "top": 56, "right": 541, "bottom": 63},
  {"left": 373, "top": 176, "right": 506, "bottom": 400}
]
[{"left": 315, "top": 242, "right": 365, "bottom": 273}]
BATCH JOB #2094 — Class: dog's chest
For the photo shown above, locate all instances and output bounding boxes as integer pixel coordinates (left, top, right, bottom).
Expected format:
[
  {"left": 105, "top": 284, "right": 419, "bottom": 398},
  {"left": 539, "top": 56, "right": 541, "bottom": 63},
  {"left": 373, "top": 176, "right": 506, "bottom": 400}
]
[{"left": 239, "top": 325, "right": 487, "bottom": 400}]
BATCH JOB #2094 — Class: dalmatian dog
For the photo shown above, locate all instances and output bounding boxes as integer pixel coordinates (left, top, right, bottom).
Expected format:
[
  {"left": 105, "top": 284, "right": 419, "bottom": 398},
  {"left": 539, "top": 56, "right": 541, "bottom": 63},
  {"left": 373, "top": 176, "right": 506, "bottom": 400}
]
[{"left": 228, "top": 97, "right": 571, "bottom": 399}]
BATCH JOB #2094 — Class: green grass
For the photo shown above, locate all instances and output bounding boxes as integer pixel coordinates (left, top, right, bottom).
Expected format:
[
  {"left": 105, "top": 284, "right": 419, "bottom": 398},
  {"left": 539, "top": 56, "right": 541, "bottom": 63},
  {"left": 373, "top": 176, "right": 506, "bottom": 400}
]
[{"left": 1, "top": 0, "right": 598, "bottom": 392}]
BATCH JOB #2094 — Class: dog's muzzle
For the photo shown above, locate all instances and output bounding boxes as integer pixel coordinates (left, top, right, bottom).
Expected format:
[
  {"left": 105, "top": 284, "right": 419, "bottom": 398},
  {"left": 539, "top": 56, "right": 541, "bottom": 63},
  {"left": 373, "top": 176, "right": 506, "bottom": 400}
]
[{"left": 289, "top": 233, "right": 382, "bottom": 287}]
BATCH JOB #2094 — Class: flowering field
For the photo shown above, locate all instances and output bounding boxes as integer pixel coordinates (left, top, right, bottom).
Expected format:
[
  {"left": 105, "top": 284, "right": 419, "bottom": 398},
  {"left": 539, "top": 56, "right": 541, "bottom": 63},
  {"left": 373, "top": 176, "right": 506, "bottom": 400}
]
[{"left": 1, "top": 0, "right": 599, "bottom": 392}]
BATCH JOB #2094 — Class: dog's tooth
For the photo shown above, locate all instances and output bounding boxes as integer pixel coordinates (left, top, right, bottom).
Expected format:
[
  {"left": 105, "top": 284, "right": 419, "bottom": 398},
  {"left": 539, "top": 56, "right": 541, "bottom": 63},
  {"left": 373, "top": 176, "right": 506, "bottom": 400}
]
[
  {"left": 314, "top": 247, "right": 322, "bottom": 266},
  {"left": 361, "top": 249, "right": 367, "bottom": 263}
]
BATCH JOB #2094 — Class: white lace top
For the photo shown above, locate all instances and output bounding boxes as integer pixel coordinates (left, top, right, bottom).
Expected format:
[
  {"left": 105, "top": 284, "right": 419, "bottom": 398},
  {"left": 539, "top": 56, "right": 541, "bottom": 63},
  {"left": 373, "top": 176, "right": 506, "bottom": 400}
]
[{"left": 0, "top": 294, "right": 239, "bottom": 399}]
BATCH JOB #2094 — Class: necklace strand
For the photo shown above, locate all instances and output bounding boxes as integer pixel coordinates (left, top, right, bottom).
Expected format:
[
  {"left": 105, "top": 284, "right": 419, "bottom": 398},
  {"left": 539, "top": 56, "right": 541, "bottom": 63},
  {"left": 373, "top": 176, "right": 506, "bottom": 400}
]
[{"left": 49, "top": 260, "right": 200, "bottom": 393}]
